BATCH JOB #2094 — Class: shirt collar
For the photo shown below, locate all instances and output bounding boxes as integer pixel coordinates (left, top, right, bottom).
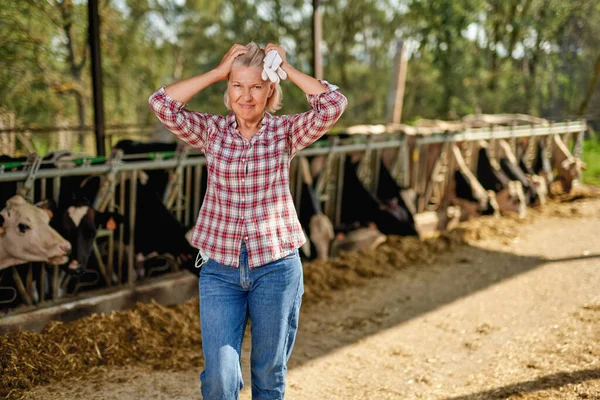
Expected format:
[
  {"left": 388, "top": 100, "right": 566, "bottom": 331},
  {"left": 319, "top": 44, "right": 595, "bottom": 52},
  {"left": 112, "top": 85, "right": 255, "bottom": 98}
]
[{"left": 227, "top": 112, "right": 272, "bottom": 132}]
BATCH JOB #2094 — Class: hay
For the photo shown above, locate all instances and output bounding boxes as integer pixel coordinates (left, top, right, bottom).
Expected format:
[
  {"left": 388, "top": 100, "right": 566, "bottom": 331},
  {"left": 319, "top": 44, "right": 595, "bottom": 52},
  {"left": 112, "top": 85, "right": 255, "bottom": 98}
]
[
  {"left": 0, "top": 300, "right": 202, "bottom": 397},
  {"left": 1, "top": 190, "right": 598, "bottom": 397}
]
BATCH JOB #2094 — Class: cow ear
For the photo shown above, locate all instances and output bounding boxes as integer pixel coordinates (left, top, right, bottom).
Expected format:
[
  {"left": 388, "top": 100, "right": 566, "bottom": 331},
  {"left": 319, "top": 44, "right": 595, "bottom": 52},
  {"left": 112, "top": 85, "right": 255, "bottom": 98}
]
[
  {"left": 35, "top": 199, "right": 56, "bottom": 219},
  {"left": 35, "top": 198, "right": 57, "bottom": 211}
]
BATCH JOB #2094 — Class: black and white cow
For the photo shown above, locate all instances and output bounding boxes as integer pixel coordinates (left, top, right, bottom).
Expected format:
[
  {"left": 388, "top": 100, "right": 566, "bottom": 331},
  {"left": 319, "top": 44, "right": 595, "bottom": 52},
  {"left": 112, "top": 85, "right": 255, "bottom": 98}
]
[
  {"left": 340, "top": 157, "right": 418, "bottom": 236},
  {"left": 497, "top": 140, "right": 546, "bottom": 206},
  {"left": 551, "top": 135, "right": 586, "bottom": 194},
  {"left": 533, "top": 138, "right": 555, "bottom": 186},
  {"left": 476, "top": 145, "right": 526, "bottom": 217},
  {"left": 450, "top": 144, "right": 499, "bottom": 221}
]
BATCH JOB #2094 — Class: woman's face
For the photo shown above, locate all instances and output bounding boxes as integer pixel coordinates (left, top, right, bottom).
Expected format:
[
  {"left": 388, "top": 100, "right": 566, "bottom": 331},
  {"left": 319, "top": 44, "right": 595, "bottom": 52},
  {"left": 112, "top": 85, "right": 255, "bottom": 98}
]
[{"left": 228, "top": 65, "right": 273, "bottom": 124}]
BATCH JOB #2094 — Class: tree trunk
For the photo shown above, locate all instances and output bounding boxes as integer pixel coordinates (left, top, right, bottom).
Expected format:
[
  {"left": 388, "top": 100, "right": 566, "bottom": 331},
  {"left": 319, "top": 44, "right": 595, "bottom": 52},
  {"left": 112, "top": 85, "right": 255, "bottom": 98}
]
[
  {"left": 59, "top": 0, "right": 87, "bottom": 128},
  {"left": 578, "top": 54, "right": 600, "bottom": 116}
]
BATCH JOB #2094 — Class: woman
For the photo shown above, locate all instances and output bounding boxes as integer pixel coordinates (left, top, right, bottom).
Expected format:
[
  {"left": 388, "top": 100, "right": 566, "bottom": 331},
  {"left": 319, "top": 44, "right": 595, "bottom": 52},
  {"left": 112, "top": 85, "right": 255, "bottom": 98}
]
[{"left": 148, "top": 42, "right": 347, "bottom": 399}]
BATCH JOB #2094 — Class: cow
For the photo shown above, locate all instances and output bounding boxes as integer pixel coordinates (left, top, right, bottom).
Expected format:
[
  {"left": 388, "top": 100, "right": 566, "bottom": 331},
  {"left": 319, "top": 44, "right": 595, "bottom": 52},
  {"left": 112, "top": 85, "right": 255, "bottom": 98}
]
[
  {"left": 498, "top": 140, "right": 545, "bottom": 206},
  {"left": 551, "top": 135, "right": 586, "bottom": 194},
  {"left": 450, "top": 144, "right": 499, "bottom": 221},
  {"left": 295, "top": 156, "right": 335, "bottom": 261},
  {"left": 517, "top": 147, "right": 548, "bottom": 206},
  {"left": 0, "top": 154, "right": 121, "bottom": 275},
  {"left": 49, "top": 149, "right": 201, "bottom": 278},
  {"left": 376, "top": 159, "right": 417, "bottom": 227},
  {"left": 295, "top": 155, "right": 394, "bottom": 261},
  {"left": 45, "top": 198, "right": 123, "bottom": 275},
  {"left": 1, "top": 151, "right": 198, "bottom": 288},
  {"left": 0, "top": 195, "right": 71, "bottom": 270},
  {"left": 298, "top": 183, "right": 334, "bottom": 261},
  {"left": 330, "top": 225, "right": 387, "bottom": 258},
  {"left": 532, "top": 137, "right": 555, "bottom": 186},
  {"left": 340, "top": 156, "right": 418, "bottom": 236},
  {"left": 476, "top": 144, "right": 526, "bottom": 218}
]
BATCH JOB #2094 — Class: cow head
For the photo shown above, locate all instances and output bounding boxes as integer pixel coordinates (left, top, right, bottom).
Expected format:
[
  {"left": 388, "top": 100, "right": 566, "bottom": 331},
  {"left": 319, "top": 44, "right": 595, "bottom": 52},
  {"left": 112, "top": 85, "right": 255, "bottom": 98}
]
[
  {"left": 556, "top": 158, "right": 586, "bottom": 193},
  {"left": 54, "top": 204, "right": 123, "bottom": 273},
  {"left": 309, "top": 213, "right": 335, "bottom": 261},
  {"left": 0, "top": 196, "right": 71, "bottom": 269},
  {"left": 33, "top": 199, "right": 122, "bottom": 273},
  {"left": 495, "top": 181, "right": 526, "bottom": 218},
  {"left": 530, "top": 175, "right": 548, "bottom": 206},
  {"left": 330, "top": 226, "right": 386, "bottom": 258}
]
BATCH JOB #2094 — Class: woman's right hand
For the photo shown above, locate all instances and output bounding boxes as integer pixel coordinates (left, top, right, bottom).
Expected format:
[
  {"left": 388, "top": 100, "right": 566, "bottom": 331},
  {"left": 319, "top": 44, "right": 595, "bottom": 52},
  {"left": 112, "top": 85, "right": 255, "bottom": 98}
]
[{"left": 215, "top": 44, "right": 248, "bottom": 80}]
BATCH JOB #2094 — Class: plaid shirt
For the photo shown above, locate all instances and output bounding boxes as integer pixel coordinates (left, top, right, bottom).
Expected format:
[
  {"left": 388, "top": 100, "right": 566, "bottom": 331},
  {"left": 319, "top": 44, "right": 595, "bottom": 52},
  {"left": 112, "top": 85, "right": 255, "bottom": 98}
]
[{"left": 148, "top": 81, "right": 347, "bottom": 268}]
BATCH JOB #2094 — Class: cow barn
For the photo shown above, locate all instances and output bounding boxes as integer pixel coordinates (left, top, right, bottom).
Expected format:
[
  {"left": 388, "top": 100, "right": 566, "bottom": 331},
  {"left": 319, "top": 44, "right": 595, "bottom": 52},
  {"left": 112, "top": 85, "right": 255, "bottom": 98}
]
[{"left": 0, "top": 118, "right": 589, "bottom": 324}]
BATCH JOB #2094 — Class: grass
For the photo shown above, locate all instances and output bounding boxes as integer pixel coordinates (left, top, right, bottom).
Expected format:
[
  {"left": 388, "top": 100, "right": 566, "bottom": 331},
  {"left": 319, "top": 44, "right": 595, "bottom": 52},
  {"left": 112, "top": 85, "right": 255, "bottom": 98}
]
[{"left": 583, "top": 135, "right": 600, "bottom": 187}]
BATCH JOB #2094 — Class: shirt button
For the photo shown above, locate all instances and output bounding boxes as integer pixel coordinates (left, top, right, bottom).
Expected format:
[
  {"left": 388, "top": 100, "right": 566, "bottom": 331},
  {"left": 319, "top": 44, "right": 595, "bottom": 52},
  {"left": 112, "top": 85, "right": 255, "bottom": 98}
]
[
  {"left": 241, "top": 178, "right": 245, "bottom": 182},
  {"left": 242, "top": 159, "right": 246, "bottom": 163},
  {"left": 244, "top": 236, "right": 249, "bottom": 241}
]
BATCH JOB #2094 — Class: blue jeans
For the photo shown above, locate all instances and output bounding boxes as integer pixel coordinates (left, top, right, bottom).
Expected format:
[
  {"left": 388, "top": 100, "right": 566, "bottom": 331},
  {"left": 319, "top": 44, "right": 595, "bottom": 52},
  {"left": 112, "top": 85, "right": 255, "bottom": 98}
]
[{"left": 198, "top": 243, "right": 304, "bottom": 399}]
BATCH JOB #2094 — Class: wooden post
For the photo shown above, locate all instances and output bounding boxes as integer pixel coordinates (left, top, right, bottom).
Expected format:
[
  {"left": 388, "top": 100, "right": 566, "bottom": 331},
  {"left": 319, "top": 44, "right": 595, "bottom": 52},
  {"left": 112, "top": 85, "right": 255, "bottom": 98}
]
[
  {"left": 313, "top": 0, "right": 323, "bottom": 80},
  {"left": 388, "top": 39, "right": 408, "bottom": 124}
]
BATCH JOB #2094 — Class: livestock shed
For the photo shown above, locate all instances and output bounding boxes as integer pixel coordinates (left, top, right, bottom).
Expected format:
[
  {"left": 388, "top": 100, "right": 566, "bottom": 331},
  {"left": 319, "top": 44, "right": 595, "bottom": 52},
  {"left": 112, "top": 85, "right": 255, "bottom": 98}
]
[{"left": 0, "top": 117, "right": 587, "bottom": 333}]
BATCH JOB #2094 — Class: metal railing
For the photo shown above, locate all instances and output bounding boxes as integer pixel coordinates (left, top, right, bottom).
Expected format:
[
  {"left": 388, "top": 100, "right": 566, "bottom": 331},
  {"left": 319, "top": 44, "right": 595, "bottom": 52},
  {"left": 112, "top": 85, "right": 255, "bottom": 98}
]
[{"left": 0, "top": 119, "right": 587, "bottom": 317}]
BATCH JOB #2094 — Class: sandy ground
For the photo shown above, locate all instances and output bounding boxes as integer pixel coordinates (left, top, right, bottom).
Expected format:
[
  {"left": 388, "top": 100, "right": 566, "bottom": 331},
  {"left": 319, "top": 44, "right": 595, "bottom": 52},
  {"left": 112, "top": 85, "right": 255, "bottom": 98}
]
[{"left": 18, "top": 198, "right": 600, "bottom": 399}]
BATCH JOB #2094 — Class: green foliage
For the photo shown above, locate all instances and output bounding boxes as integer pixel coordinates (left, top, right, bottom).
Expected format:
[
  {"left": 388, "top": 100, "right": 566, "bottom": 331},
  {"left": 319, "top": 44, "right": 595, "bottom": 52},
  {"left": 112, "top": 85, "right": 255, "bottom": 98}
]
[
  {"left": 0, "top": 0, "right": 599, "bottom": 141},
  {"left": 583, "top": 134, "right": 600, "bottom": 187}
]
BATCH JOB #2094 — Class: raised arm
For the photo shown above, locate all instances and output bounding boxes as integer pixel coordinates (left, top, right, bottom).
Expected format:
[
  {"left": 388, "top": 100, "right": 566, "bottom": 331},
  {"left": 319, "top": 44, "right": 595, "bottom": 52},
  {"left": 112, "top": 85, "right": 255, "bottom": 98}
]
[
  {"left": 148, "top": 44, "right": 248, "bottom": 152},
  {"left": 263, "top": 44, "right": 348, "bottom": 158}
]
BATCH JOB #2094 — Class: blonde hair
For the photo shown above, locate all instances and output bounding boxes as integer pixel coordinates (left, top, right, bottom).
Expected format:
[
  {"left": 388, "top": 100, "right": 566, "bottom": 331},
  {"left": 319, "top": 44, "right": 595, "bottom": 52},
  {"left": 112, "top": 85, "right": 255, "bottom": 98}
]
[{"left": 223, "top": 42, "right": 283, "bottom": 113}]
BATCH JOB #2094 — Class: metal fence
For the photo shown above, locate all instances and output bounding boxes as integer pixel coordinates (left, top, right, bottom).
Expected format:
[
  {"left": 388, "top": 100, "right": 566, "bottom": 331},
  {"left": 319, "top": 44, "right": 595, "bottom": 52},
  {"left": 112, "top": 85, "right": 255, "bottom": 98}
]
[{"left": 0, "top": 120, "right": 587, "bottom": 318}]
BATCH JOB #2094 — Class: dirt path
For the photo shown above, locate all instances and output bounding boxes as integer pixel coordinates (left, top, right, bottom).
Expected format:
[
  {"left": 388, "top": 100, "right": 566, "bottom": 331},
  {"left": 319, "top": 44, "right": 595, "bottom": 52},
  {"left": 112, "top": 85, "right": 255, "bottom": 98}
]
[{"left": 22, "top": 199, "right": 600, "bottom": 399}]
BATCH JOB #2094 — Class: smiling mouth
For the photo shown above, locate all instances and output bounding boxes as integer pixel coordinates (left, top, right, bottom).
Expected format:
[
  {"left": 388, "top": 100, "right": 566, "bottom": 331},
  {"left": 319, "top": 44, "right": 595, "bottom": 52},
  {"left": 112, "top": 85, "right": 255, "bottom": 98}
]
[{"left": 239, "top": 104, "right": 254, "bottom": 109}]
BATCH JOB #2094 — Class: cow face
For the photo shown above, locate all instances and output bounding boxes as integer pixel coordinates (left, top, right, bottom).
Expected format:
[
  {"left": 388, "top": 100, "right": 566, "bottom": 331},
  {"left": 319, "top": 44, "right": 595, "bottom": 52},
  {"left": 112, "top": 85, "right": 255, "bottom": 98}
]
[
  {"left": 530, "top": 175, "right": 548, "bottom": 206},
  {"left": 0, "top": 196, "right": 71, "bottom": 269},
  {"left": 309, "top": 213, "right": 334, "bottom": 261},
  {"left": 556, "top": 159, "right": 586, "bottom": 193},
  {"left": 330, "top": 226, "right": 386, "bottom": 258},
  {"left": 495, "top": 181, "right": 526, "bottom": 218},
  {"left": 52, "top": 204, "right": 122, "bottom": 272}
]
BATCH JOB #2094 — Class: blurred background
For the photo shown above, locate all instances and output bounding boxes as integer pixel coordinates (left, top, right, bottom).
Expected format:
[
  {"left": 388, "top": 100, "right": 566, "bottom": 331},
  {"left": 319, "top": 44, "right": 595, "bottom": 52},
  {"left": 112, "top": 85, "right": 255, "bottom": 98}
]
[{"left": 1, "top": 0, "right": 599, "bottom": 179}]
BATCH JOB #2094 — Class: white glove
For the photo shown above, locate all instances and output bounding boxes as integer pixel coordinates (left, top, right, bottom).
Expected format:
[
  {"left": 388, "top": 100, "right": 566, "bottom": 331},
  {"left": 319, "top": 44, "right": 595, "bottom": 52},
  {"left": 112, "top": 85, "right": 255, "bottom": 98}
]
[{"left": 262, "top": 50, "right": 287, "bottom": 83}]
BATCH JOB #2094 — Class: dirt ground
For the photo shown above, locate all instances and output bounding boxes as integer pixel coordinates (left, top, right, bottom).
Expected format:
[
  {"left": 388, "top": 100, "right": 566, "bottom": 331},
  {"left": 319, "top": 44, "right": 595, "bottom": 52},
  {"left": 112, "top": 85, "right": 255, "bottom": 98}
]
[{"left": 10, "top": 197, "right": 600, "bottom": 399}]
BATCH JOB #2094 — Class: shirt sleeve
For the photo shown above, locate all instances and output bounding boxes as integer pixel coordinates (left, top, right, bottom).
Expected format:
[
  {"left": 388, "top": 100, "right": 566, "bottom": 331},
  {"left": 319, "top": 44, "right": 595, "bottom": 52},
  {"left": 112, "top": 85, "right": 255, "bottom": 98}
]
[
  {"left": 285, "top": 80, "right": 348, "bottom": 158},
  {"left": 148, "top": 86, "right": 216, "bottom": 154}
]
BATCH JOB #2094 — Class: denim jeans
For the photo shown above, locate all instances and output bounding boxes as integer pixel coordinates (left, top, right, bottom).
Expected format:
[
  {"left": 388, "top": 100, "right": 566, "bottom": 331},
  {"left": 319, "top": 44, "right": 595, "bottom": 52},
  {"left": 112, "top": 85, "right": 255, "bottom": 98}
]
[{"left": 198, "top": 242, "right": 304, "bottom": 399}]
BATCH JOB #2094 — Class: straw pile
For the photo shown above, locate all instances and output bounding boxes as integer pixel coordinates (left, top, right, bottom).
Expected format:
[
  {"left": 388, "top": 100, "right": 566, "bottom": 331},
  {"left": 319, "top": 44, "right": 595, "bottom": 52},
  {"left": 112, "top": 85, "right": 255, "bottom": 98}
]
[{"left": 0, "top": 300, "right": 202, "bottom": 397}]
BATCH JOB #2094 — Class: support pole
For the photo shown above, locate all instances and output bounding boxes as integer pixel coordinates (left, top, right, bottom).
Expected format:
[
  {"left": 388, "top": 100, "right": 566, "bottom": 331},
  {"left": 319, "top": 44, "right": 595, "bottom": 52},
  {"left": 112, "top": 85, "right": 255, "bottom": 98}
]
[{"left": 88, "top": 0, "right": 106, "bottom": 156}]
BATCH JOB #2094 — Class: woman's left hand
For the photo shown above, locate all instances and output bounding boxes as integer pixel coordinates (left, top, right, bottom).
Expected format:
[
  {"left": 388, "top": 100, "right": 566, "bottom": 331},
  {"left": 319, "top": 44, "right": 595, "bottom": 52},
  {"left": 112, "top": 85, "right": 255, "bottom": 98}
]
[{"left": 264, "top": 43, "right": 288, "bottom": 70}]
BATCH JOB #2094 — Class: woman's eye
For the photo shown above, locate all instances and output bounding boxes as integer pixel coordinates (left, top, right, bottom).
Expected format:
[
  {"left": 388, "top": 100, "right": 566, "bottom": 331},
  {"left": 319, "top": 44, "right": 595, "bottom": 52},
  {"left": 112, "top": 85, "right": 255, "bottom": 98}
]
[{"left": 254, "top": 86, "right": 262, "bottom": 89}]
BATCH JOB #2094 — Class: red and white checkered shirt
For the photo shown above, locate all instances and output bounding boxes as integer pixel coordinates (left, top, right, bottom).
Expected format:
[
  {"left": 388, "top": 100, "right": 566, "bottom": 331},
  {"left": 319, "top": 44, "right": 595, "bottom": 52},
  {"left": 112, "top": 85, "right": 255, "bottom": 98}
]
[{"left": 148, "top": 81, "right": 347, "bottom": 268}]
